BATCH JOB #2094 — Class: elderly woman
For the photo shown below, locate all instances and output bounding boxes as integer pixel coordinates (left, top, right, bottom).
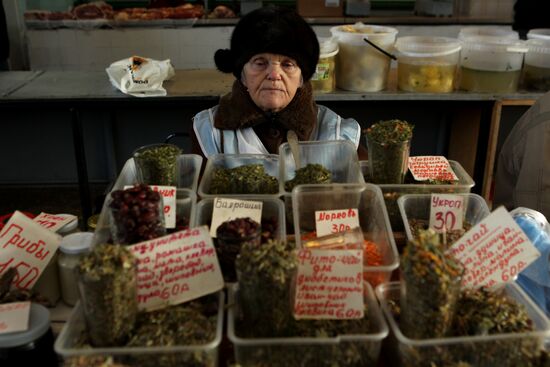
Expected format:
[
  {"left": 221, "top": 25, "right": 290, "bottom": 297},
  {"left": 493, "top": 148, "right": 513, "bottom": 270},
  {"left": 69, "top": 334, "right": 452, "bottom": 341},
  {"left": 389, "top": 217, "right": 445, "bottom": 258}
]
[{"left": 192, "top": 6, "right": 366, "bottom": 158}]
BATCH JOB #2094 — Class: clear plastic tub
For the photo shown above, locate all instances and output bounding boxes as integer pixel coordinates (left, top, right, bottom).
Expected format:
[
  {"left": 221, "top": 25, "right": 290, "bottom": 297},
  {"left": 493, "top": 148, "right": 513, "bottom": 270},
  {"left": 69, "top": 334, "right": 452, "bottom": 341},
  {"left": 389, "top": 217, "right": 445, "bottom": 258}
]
[
  {"left": 193, "top": 197, "right": 286, "bottom": 241},
  {"left": 280, "top": 140, "right": 363, "bottom": 232},
  {"left": 54, "top": 291, "right": 224, "bottom": 367},
  {"left": 397, "top": 193, "right": 490, "bottom": 243},
  {"left": 523, "top": 38, "right": 550, "bottom": 91},
  {"left": 292, "top": 183, "right": 399, "bottom": 287},
  {"left": 92, "top": 188, "right": 196, "bottom": 246},
  {"left": 311, "top": 37, "right": 339, "bottom": 93},
  {"left": 459, "top": 36, "right": 527, "bottom": 93},
  {"left": 113, "top": 154, "right": 202, "bottom": 192},
  {"left": 198, "top": 154, "right": 280, "bottom": 199},
  {"left": 360, "top": 159, "right": 474, "bottom": 232},
  {"left": 227, "top": 283, "right": 388, "bottom": 367},
  {"left": 376, "top": 282, "right": 550, "bottom": 367},
  {"left": 458, "top": 26, "right": 519, "bottom": 41},
  {"left": 394, "top": 36, "right": 461, "bottom": 93},
  {"left": 330, "top": 23, "right": 398, "bottom": 92},
  {"left": 527, "top": 29, "right": 550, "bottom": 41}
]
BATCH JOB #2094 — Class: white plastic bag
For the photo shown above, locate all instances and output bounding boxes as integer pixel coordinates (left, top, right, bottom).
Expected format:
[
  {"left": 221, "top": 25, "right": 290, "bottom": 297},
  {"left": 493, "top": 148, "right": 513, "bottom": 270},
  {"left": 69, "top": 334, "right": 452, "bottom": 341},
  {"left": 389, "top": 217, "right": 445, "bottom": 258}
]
[{"left": 106, "top": 56, "right": 175, "bottom": 97}]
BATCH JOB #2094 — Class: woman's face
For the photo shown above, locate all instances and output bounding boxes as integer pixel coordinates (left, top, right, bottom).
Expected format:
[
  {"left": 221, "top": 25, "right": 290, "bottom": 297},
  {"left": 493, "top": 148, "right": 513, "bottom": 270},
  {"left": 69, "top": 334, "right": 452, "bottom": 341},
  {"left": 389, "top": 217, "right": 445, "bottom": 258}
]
[{"left": 241, "top": 53, "right": 303, "bottom": 113}]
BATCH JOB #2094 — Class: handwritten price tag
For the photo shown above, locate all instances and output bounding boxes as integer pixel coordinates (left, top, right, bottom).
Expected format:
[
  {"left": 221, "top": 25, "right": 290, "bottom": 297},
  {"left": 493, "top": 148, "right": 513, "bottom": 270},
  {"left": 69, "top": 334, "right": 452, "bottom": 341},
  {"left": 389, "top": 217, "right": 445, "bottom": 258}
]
[
  {"left": 429, "top": 194, "right": 464, "bottom": 232},
  {"left": 124, "top": 185, "right": 176, "bottom": 229},
  {"left": 0, "top": 302, "right": 31, "bottom": 335},
  {"left": 33, "top": 212, "right": 77, "bottom": 233},
  {"left": 294, "top": 249, "right": 364, "bottom": 320},
  {"left": 408, "top": 156, "right": 459, "bottom": 182},
  {"left": 448, "top": 206, "right": 541, "bottom": 289},
  {"left": 209, "top": 198, "right": 263, "bottom": 238},
  {"left": 315, "top": 208, "right": 360, "bottom": 237},
  {"left": 129, "top": 226, "right": 224, "bottom": 311},
  {"left": 0, "top": 211, "right": 62, "bottom": 289}
]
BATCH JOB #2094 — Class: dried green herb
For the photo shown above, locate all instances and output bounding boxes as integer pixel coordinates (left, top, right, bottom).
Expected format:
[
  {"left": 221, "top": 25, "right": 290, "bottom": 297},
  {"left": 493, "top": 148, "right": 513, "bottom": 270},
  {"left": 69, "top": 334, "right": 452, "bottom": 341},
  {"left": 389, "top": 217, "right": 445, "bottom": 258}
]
[
  {"left": 284, "top": 163, "right": 332, "bottom": 191},
  {"left": 409, "top": 219, "right": 473, "bottom": 249},
  {"left": 134, "top": 144, "right": 181, "bottom": 186},
  {"left": 235, "top": 239, "right": 297, "bottom": 337},
  {"left": 365, "top": 119, "right": 413, "bottom": 184},
  {"left": 209, "top": 164, "right": 279, "bottom": 195},
  {"left": 77, "top": 244, "right": 138, "bottom": 347},
  {"left": 401, "top": 229, "right": 463, "bottom": 339}
]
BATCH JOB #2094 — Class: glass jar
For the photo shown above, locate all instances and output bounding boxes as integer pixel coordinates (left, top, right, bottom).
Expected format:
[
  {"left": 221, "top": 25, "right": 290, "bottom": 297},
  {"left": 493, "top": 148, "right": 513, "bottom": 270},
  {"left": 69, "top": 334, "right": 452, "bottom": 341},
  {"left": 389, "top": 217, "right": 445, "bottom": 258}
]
[
  {"left": 133, "top": 143, "right": 182, "bottom": 186},
  {"left": 0, "top": 303, "right": 58, "bottom": 367},
  {"left": 311, "top": 37, "right": 338, "bottom": 93},
  {"left": 58, "top": 232, "right": 93, "bottom": 306}
]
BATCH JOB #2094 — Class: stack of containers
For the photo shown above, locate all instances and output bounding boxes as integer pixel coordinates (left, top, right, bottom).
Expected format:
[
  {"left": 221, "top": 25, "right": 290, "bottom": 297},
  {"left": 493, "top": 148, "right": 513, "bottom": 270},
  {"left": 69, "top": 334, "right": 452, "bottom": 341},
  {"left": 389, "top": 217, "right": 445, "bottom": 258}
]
[
  {"left": 330, "top": 23, "right": 398, "bottom": 92},
  {"left": 458, "top": 28, "right": 527, "bottom": 93},
  {"left": 394, "top": 36, "right": 462, "bottom": 93},
  {"left": 523, "top": 29, "right": 550, "bottom": 91}
]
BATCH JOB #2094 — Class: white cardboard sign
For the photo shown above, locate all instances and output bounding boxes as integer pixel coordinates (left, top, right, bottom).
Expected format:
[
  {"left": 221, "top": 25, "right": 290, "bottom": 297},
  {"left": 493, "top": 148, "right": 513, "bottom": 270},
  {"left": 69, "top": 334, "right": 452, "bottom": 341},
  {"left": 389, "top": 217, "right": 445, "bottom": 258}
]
[
  {"left": 429, "top": 194, "right": 464, "bottom": 232},
  {"left": 294, "top": 249, "right": 364, "bottom": 320},
  {"left": 315, "top": 208, "right": 360, "bottom": 237},
  {"left": 128, "top": 226, "right": 224, "bottom": 311},
  {"left": 408, "top": 156, "right": 459, "bottom": 182},
  {"left": 0, "top": 301, "right": 31, "bottom": 335},
  {"left": 209, "top": 198, "right": 263, "bottom": 238},
  {"left": 33, "top": 212, "right": 77, "bottom": 233},
  {"left": 448, "top": 206, "right": 541, "bottom": 289},
  {"left": 124, "top": 185, "right": 176, "bottom": 229},
  {"left": 0, "top": 211, "right": 62, "bottom": 289}
]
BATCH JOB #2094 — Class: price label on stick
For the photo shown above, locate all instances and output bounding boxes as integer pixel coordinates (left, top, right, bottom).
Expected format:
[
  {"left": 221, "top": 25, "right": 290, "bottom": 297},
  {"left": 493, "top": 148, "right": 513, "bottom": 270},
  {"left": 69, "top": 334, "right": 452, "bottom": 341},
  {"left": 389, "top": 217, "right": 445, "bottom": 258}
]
[
  {"left": 429, "top": 194, "right": 464, "bottom": 233},
  {"left": 210, "top": 198, "right": 263, "bottom": 238},
  {"left": 408, "top": 156, "right": 459, "bottom": 182},
  {"left": 448, "top": 206, "right": 541, "bottom": 289},
  {"left": 0, "top": 301, "right": 31, "bottom": 335},
  {"left": 315, "top": 208, "right": 360, "bottom": 237},
  {"left": 128, "top": 226, "right": 224, "bottom": 311}
]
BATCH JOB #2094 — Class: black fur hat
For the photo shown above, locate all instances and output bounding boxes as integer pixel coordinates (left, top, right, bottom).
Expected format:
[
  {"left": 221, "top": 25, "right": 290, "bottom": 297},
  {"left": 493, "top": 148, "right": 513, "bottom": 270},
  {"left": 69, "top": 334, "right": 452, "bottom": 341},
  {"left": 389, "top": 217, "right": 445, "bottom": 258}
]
[{"left": 214, "top": 6, "right": 320, "bottom": 81}]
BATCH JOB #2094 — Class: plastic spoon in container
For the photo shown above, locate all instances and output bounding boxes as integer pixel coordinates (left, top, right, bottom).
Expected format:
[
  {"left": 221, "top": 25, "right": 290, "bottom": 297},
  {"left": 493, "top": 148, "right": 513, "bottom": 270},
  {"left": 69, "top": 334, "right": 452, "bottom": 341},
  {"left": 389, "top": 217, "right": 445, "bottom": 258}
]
[{"left": 287, "top": 130, "right": 301, "bottom": 169}]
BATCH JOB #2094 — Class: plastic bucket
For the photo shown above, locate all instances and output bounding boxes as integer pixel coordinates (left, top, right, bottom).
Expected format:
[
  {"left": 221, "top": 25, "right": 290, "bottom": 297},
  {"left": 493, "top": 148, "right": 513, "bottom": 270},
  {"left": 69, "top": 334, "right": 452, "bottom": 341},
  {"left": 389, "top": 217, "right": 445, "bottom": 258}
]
[
  {"left": 527, "top": 28, "right": 550, "bottom": 41},
  {"left": 523, "top": 38, "right": 550, "bottom": 91},
  {"left": 458, "top": 26, "right": 519, "bottom": 41},
  {"left": 394, "top": 36, "right": 461, "bottom": 92},
  {"left": 330, "top": 23, "right": 398, "bottom": 92}
]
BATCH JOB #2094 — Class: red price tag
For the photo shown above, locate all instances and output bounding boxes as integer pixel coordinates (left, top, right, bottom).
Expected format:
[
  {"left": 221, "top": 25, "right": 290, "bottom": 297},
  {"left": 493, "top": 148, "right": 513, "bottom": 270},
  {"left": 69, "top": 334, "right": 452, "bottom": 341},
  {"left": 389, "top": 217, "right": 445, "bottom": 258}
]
[{"left": 429, "top": 194, "right": 464, "bottom": 233}]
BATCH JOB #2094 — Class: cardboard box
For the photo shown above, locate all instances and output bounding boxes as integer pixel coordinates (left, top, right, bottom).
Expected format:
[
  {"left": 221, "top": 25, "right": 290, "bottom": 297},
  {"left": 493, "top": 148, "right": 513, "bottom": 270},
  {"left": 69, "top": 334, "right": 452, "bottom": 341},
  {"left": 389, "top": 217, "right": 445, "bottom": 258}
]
[{"left": 297, "top": 0, "right": 344, "bottom": 17}]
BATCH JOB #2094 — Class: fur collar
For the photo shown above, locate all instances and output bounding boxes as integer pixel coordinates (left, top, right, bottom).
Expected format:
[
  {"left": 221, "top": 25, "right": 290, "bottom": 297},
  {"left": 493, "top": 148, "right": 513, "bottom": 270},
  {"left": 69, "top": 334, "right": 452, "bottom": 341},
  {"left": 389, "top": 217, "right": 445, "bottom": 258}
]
[{"left": 214, "top": 80, "right": 317, "bottom": 141}]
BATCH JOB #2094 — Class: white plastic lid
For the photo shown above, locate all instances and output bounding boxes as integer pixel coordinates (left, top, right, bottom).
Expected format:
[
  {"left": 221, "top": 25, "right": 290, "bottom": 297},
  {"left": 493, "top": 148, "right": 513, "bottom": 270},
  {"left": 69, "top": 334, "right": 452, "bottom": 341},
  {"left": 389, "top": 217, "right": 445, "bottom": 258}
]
[
  {"left": 0, "top": 303, "right": 50, "bottom": 348},
  {"left": 394, "top": 36, "right": 461, "bottom": 57},
  {"left": 318, "top": 36, "right": 339, "bottom": 57},
  {"left": 461, "top": 35, "right": 527, "bottom": 53},
  {"left": 57, "top": 216, "right": 79, "bottom": 235},
  {"left": 526, "top": 38, "right": 550, "bottom": 55},
  {"left": 59, "top": 232, "right": 93, "bottom": 255},
  {"left": 330, "top": 23, "right": 398, "bottom": 46},
  {"left": 527, "top": 29, "right": 550, "bottom": 41},
  {"left": 458, "top": 26, "right": 519, "bottom": 41}
]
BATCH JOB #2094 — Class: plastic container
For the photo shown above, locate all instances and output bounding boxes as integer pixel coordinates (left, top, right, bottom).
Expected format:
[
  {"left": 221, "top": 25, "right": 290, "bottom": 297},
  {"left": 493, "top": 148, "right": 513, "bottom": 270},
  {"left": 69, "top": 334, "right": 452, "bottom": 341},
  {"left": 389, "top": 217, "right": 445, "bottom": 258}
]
[
  {"left": 527, "top": 29, "right": 550, "bottom": 41},
  {"left": 523, "top": 38, "right": 550, "bottom": 91},
  {"left": 54, "top": 291, "right": 225, "bottom": 367},
  {"left": 198, "top": 154, "right": 280, "bottom": 199},
  {"left": 376, "top": 282, "right": 550, "bottom": 367},
  {"left": 92, "top": 188, "right": 196, "bottom": 246},
  {"left": 133, "top": 143, "right": 182, "bottom": 186},
  {"left": 0, "top": 303, "right": 58, "bottom": 367},
  {"left": 397, "top": 193, "right": 491, "bottom": 243},
  {"left": 330, "top": 23, "right": 398, "bottom": 92},
  {"left": 57, "top": 216, "right": 79, "bottom": 235},
  {"left": 58, "top": 232, "right": 93, "bottom": 306},
  {"left": 459, "top": 36, "right": 527, "bottom": 93},
  {"left": 311, "top": 37, "right": 338, "bottom": 93},
  {"left": 458, "top": 26, "right": 519, "bottom": 41},
  {"left": 228, "top": 283, "right": 388, "bottom": 367},
  {"left": 113, "top": 153, "right": 202, "bottom": 192},
  {"left": 360, "top": 159, "right": 475, "bottom": 232},
  {"left": 292, "top": 183, "right": 399, "bottom": 288},
  {"left": 394, "top": 36, "right": 461, "bottom": 93},
  {"left": 279, "top": 140, "right": 363, "bottom": 232}
]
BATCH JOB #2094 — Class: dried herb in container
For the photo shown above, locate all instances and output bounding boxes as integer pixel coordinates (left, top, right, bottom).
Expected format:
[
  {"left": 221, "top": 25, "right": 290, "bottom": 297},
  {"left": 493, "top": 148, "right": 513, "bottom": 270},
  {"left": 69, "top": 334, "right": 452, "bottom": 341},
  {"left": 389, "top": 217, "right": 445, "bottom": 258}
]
[
  {"left": 235, "top": 239, "right": 297, "bottom": 337},
  {"left": 284, "top": 163, "right": 332, "bottom": 192},
  {"left": 133, "top": 143, "right": 182, "bottom": 186},
  {"left": 408, "top": 218, "right": 473, "bottom": 248},
  {"left": 209, "top": 164, "right": 279, "bottom": 195},
  {"left": 109, "top": 184, "right": 166, "bottom": 245},
  {"left": 400, "top": 229, "right": 463, "bottom": 339},
  {"left": 77, "top": 244, "right": 138, "bottom": 347},
  {"left": 365, "top": 119, "right": 413, "bottom": 184},
  {"left": 216, "top": 217, "right": 262, "bottom": 282}
]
